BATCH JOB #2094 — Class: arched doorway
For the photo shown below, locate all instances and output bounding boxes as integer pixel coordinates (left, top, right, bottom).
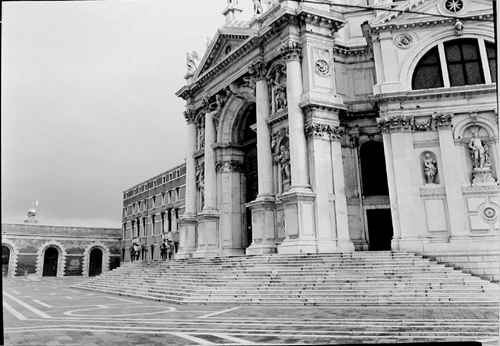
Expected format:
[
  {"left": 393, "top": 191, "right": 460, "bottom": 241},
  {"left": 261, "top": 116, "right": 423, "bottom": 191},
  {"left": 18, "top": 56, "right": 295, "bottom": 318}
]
[
  {"left": 43, "top": 247, "right": 59, "bottom": 277},
  {"left": 359, "top": 140, "right": 393, "bottom": 251},
  {"left": 88, "top": 248, "right": 103, "bottom": 276},
  {"left": 242, "top": 105, "right": 257, "bottom": 248},
  {"left": 2, "top": 246, "right": 10, "bottom": 277}
]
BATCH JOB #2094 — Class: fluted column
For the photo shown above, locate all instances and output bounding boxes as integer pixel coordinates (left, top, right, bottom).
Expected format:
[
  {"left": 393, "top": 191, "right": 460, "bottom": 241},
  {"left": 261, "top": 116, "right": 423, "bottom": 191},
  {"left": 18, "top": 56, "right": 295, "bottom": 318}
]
[
  {"left": 203, "top": 111, "right": 217, "bottom": 212},
  {"left": 251, "top": 61, "right": 274, "bottom": 200},
  {"left": 176, "top": 109, "right": 198, "bottom": 259},
  {"left": 281, "top": 40, "right": 311, "bottom": 191},
  {"left": 246, "top": 60, "right": 278, "bottom": 255}
]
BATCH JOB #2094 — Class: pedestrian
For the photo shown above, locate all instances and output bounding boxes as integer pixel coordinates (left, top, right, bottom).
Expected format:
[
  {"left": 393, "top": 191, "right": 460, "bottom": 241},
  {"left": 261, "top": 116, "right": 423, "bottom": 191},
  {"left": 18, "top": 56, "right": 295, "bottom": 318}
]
[
  {"left": 166, "top": 240, "right": 175, "bottom": 260},
  {"left": 160, "top": 240, "right": 167, "bottom": 260}
]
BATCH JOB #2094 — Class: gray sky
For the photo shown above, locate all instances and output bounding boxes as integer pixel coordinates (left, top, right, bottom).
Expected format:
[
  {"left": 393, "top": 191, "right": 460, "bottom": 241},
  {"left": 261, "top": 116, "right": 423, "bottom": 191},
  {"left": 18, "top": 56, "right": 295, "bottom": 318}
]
[{"left": 1, "top": 0, "right": 254, "bottom": 228}]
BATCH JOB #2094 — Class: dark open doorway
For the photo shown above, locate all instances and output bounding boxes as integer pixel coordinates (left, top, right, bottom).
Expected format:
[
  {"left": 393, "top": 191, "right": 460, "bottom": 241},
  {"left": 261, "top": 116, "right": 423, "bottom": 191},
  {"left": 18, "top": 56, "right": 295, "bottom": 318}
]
[
  {"left": 89, "top": 248, "right": 103, "bottom": 276},
  {"left": 242, "top": 105, "right": 257, "bottom": 247},
  {"left": 2, "top": 246, "right": 10, "bottom": 277},
  {"left": 366, "top": 209, "right": 394, "bottom": 251},
  {"left": 43, "top": 247, "right": 58, "bottom": 277}
]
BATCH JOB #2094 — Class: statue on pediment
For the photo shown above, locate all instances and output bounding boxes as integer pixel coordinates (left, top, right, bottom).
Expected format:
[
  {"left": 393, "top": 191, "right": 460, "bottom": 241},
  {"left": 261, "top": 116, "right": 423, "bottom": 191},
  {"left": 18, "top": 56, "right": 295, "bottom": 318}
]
[{"left": 186, "top": 51, "right": 200, "bottom": 73}]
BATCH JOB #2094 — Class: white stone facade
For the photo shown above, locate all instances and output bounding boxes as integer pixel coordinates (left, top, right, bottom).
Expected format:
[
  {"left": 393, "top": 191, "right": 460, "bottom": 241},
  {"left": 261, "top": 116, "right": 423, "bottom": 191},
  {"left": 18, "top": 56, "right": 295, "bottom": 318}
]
[{"left": 175, "top": 0, "right": 498, "bottom": 272}]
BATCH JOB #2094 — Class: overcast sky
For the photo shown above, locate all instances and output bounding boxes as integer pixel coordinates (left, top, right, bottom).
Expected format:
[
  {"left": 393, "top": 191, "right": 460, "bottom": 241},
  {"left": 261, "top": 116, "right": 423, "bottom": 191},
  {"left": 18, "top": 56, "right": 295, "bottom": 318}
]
[{"left": 1, "top": 0, "right": 255, "bottom": 228}]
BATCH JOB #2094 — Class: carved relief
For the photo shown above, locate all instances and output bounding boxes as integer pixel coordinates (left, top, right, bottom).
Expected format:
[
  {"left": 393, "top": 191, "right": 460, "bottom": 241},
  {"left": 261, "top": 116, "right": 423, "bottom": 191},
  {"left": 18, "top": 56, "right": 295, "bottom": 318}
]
[
  {"left": 432, "top": 112, "right": 454, "bottom": 130},
  {"left": 183, "top": 108, "right": 197, "bottom": 123},
  {"left": 271, "top": 128, "right": 289, "bottom": 154},
  {"left": 248, "top": 60, "right": 267, "bottom": 80},
  {"left": 215, "top": 160, "right": 244, "bottom": 173},
  {"left": 267, "top": 64, "right": 287, "bottom": 114},
  {"left": 280, "top": 40, "right": 301, "bottom": 62},
  {"left": 453, "top": 19, "right": 464, "bottom": 36},
  {"left": 196, "top": 117, "right": 205, "bottom": 151},
  {"left": 414, "top": 118, "right": 432, "bottom": 131},
  {"left": 276, "top": 141, "right": 291, "bottom": 184},
  {"left": 377, "top": 115, "right": 414, "bottom": 133},
  {"left": 314, "top": 59, "right": 330, "bottom": 76},
  {"left": 394, "top": 33, "right": 414, "bottom": 49}
]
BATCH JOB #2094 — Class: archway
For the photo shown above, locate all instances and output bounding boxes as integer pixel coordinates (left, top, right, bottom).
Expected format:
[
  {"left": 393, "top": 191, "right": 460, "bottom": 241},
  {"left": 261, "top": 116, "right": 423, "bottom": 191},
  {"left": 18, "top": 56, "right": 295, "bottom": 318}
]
[
  {"left": 2, "top": 246, "right": 10, "bottom": 277},
  {"left": 359, "top": 140, "right": 393, "bottom": 251},
  {"left": 241, "top": 105, "right": 257, "bottom": 246},
  {"left": 88, "top": 248, "right": 103, "bottom": 276},
  {"left": 43, "top": 247, "right": 59, "bottom": 277}
]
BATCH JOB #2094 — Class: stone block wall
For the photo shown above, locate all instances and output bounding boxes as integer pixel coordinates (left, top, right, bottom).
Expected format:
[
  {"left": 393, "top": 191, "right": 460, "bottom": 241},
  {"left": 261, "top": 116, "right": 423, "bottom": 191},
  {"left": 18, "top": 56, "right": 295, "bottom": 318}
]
[{"left": 421, "top": 251, "right": 499, "bottom": 282}]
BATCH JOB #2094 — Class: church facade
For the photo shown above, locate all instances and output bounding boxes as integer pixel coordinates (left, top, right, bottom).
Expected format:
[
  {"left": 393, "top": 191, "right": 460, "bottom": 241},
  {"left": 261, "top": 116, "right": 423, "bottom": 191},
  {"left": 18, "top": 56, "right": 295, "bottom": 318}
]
[{"left": 175, "top": 0, "right": 498, "bottom": 279}]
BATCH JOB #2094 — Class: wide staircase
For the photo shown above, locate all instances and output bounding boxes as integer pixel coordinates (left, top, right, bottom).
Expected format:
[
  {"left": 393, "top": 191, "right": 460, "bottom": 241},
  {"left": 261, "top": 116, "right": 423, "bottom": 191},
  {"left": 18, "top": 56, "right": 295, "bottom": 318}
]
[{"left": 73, "top": 251, "right": 499, "bottom": 306}]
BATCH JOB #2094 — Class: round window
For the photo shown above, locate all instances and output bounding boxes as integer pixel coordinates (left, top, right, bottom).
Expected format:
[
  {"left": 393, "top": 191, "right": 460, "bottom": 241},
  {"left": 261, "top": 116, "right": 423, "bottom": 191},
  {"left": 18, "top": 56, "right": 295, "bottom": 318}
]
[{"left": 444, "top": 0, "right": 464, "bottom": 13}]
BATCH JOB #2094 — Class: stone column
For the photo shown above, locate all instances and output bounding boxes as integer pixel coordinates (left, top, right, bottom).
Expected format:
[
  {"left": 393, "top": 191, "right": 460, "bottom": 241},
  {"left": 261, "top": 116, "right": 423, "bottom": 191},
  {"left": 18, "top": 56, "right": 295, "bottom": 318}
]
[
  {"left": 277, "top": 40, "right": 316, "bottom": 255},
  {"left": 176, "top": 109, "right": 198, "bottom": 259},
  {"left": 194, "top": 108, "right": 220, "bottom": 258},
  {"left": 434, "top": 112, "right": 469, "bottom": 240},
  {"left": 246, "top": 60, "right": 278, "bottom": 255},
  {"left": 281, "top": 40, "right": 311, "bottom": 192}
]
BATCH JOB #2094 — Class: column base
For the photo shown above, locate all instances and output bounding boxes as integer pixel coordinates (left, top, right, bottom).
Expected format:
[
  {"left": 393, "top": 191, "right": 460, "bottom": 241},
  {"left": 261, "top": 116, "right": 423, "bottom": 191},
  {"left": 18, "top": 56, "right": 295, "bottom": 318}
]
[
  {"left": 277, "top": 238, "right": 316, "bottom": 254},
  {"left": 192, "top": 212, "right": 219, "bottom": 259},
  {"left": 246, "top": 199, "right": 277, "bottom": 255},
  {"left": 176, "top": 216, "right": 198, "bottom": 259}
]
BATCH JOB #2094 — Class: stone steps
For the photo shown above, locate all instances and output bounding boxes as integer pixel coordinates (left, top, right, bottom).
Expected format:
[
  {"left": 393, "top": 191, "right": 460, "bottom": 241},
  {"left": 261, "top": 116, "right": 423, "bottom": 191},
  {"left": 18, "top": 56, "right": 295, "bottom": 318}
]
[{"left": 74, "top": 251, "right": 499, "bottom": 306}]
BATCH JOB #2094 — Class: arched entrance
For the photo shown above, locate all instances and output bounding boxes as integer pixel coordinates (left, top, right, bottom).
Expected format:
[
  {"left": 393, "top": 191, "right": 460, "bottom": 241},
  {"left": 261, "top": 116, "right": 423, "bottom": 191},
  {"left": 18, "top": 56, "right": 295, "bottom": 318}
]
[
  {"left": 43, "top": 247, "right": 59, "bottom": 277},
  {"left": 359, "top": 140, "right": 393, "bottom": 251},
  {"left": 2, "top": 246, "right": 10, "bottom": 277},
  {"left": 242, "top": 105, "right": 257, "bottom": 246},
  {"left": 88, "top": 248, "right": 103, "bottom": 276}
]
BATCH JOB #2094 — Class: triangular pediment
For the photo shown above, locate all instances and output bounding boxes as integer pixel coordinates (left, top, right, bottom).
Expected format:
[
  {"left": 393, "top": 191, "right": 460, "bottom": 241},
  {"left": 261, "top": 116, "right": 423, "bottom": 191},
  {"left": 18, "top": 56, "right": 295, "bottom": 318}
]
[
  {"left": 194, "top": 27, "right": 255, "bottom": 78},
  {"left": 371, "top": 0, "right": 493, "bottom": 26}
]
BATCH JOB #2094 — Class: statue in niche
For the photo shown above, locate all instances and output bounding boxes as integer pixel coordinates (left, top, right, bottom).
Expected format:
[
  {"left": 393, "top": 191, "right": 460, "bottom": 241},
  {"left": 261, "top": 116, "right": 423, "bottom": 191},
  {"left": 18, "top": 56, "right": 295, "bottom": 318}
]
[
  {"left": 197, "top": 126, "right": 205, "bottom": 150},
  {"left": 196, "top": 164, "right": 205, "bottom": 210},
  {"left": 186, "top": 51, "right": 199, "bottom": 73},
  {"left": 423, "top": 154, "right": 438, "bottom": 184},
  {"left": 277, "top": 145, "right": 291, "bottom": 181},
  {"left": 469, "top": 132, "right": 490, "bottom": 169},
  {"left": 269, "top": 66, "right": 287, "bottom": 113}
]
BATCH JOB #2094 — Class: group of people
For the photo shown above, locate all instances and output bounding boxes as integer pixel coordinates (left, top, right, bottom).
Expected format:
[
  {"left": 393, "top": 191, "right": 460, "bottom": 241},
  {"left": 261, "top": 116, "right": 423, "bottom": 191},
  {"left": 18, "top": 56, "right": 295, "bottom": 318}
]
[{"left": 129, "top": 239, "right": 175, "bottom": 262}]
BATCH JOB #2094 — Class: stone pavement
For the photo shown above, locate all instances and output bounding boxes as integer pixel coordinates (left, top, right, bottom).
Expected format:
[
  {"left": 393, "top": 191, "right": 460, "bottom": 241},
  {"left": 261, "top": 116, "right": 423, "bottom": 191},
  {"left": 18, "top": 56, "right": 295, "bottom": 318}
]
[{"left": 3, "top": 277, "right": 499, "bottom": 345}]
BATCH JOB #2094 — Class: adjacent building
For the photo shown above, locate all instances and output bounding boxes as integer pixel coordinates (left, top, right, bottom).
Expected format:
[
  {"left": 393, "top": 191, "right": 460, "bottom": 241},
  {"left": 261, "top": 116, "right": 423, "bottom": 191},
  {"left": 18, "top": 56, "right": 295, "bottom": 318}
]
[
  {"left": 2, "top": 223, "right": 121, "bottom": 278},
  {"left": 121, "top": 163, "right": 186, "bottom": 261},
  {"left": 173, "top": 0, "right": 498, "bottom": 280}
]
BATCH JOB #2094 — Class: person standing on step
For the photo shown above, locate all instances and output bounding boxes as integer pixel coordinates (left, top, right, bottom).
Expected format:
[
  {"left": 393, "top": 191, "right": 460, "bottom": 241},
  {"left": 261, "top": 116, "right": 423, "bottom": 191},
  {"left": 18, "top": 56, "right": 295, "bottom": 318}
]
[
  {"left": 133, "top": 242, "right": 141, "bottom": 262},
  {"left": 166, "top": 240, "right": 175, "bottom": 260},
  {"left": 160, "top": 240, "right": 168, "bottom": 260}
]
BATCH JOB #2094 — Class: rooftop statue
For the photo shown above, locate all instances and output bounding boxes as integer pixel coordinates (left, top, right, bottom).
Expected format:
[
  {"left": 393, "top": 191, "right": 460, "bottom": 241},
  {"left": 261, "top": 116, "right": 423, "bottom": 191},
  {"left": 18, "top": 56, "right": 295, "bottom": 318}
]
[{"left": 186, "top": 51, "right": 200, "bottom": 73}]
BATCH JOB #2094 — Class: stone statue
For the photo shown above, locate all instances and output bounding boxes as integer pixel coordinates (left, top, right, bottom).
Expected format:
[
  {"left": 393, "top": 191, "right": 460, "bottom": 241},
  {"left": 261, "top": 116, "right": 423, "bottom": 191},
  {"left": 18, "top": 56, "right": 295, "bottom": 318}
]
[
  {"left": 277, "top": 145, "right": 291, "bottom": 181},
  {"left": 186, "top": 51, "right": 200, "bottom": 73},
  {"left": 253, "top": 0, "right": 263, "bottom": 15},
  {"left": 197, "top": 126, "right": 205, "bottom": 150},
  {"left": 423, "top": 154, "right": 438, "bottom": 184},
  {"left": 453, "top": 19, "right": 464, "bottom": 36},
  {"left": 269, "top": 66, "right": 287, "bottom": 112},
  {"left": 228, "top": 0, "right": 238, "bottom": 4},
  {"left": 196, "top": 164, "right": 205, "bottom": 209},
  {"left": 469, "top": 133, "right": 488, "bottom": 169}
]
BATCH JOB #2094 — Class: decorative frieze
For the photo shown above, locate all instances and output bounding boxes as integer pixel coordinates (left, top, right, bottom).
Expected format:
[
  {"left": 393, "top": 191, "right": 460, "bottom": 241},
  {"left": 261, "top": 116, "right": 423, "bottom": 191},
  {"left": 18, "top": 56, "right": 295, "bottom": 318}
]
[
  {"left": 215, "top": 160, "right": 244, "bottom": 173},
  {"left": 376, "top": 115, "right": 414, "bottom": 133},
  {"left": 280, "top": 40, "right": 301, "bottom": 62},
  {"left": 432, "top": 112, "right": 454, "bottom": 130},
  {"left": 304, "top": 122, "right": 344, "bottom": 141}
]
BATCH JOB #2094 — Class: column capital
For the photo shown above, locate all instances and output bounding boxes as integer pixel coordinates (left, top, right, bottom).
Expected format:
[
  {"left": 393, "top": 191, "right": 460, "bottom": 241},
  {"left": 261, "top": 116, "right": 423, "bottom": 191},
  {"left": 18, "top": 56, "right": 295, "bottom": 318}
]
[
  {"left": 304, "top": 122, "right": 344, "bottom": 141},
  {"left": 432, "top": 112, "right": 454, "bottom": 130},
  {"left": 183, "top": 108, "right": 197, "bottom": 123},
  {"left": 376, "top": 115, "right": 414, "bottom": 133},
  {"left": 280, "top": 40, "right": 302, "bottom": 62},
  {"left": 215, "top": 160, "right": 244, "bottom": 173},
  {"left": 248, "top": 60, "right": 267, "bottom": 81}
]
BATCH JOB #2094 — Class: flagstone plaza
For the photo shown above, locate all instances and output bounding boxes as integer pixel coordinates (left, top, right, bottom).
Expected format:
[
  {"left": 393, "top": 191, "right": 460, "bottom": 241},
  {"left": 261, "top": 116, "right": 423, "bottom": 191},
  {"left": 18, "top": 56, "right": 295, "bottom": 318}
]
[{"left": 3, "top": 277, "right": 499, "bottom": 345}]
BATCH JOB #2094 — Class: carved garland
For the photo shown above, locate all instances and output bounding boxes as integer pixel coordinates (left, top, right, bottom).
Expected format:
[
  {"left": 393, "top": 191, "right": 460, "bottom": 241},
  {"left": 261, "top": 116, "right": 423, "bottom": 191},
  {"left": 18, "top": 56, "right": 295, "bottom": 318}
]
[{"left": 215, "top": 160, "right": 244, "bottom": 173}]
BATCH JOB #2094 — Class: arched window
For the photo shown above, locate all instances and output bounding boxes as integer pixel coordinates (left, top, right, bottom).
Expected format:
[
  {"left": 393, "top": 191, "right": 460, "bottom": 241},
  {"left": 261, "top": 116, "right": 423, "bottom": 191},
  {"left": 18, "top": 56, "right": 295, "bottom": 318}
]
[{"left": 412, "top": 38, "right": 495, "bottom": 90}]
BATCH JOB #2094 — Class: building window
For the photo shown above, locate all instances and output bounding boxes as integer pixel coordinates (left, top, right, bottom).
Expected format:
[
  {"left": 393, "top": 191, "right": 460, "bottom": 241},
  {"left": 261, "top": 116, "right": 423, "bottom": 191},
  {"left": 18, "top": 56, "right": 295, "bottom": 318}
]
[
  {"left": 412, "top": 46, "right": 443, "bottom": 89},
  {"left": 176, "top": 170, "right": 180, "bottom": 178},
  {"left": 412, "top": 38, "right": 495, "bottom": 90}
]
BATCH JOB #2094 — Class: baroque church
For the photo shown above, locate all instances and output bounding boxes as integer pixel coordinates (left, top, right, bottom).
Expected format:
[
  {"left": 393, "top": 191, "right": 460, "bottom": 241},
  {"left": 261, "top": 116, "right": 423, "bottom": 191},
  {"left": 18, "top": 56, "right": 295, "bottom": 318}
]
[{"left": 175, "top": 0, "right": 498, "bottom": 276}]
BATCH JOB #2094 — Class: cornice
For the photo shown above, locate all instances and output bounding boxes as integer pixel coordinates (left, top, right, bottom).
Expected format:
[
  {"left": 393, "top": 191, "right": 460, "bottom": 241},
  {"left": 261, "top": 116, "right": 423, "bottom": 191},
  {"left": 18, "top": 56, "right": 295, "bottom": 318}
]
[
  {"left": 299, "top": 98, "right": 348, "bottom": 112},
  {"left": 371, "top": 84, "right": 497, "bottom": 103},
  {"left": 267, "top": 109, "right": 288, "bottom": 126}
]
